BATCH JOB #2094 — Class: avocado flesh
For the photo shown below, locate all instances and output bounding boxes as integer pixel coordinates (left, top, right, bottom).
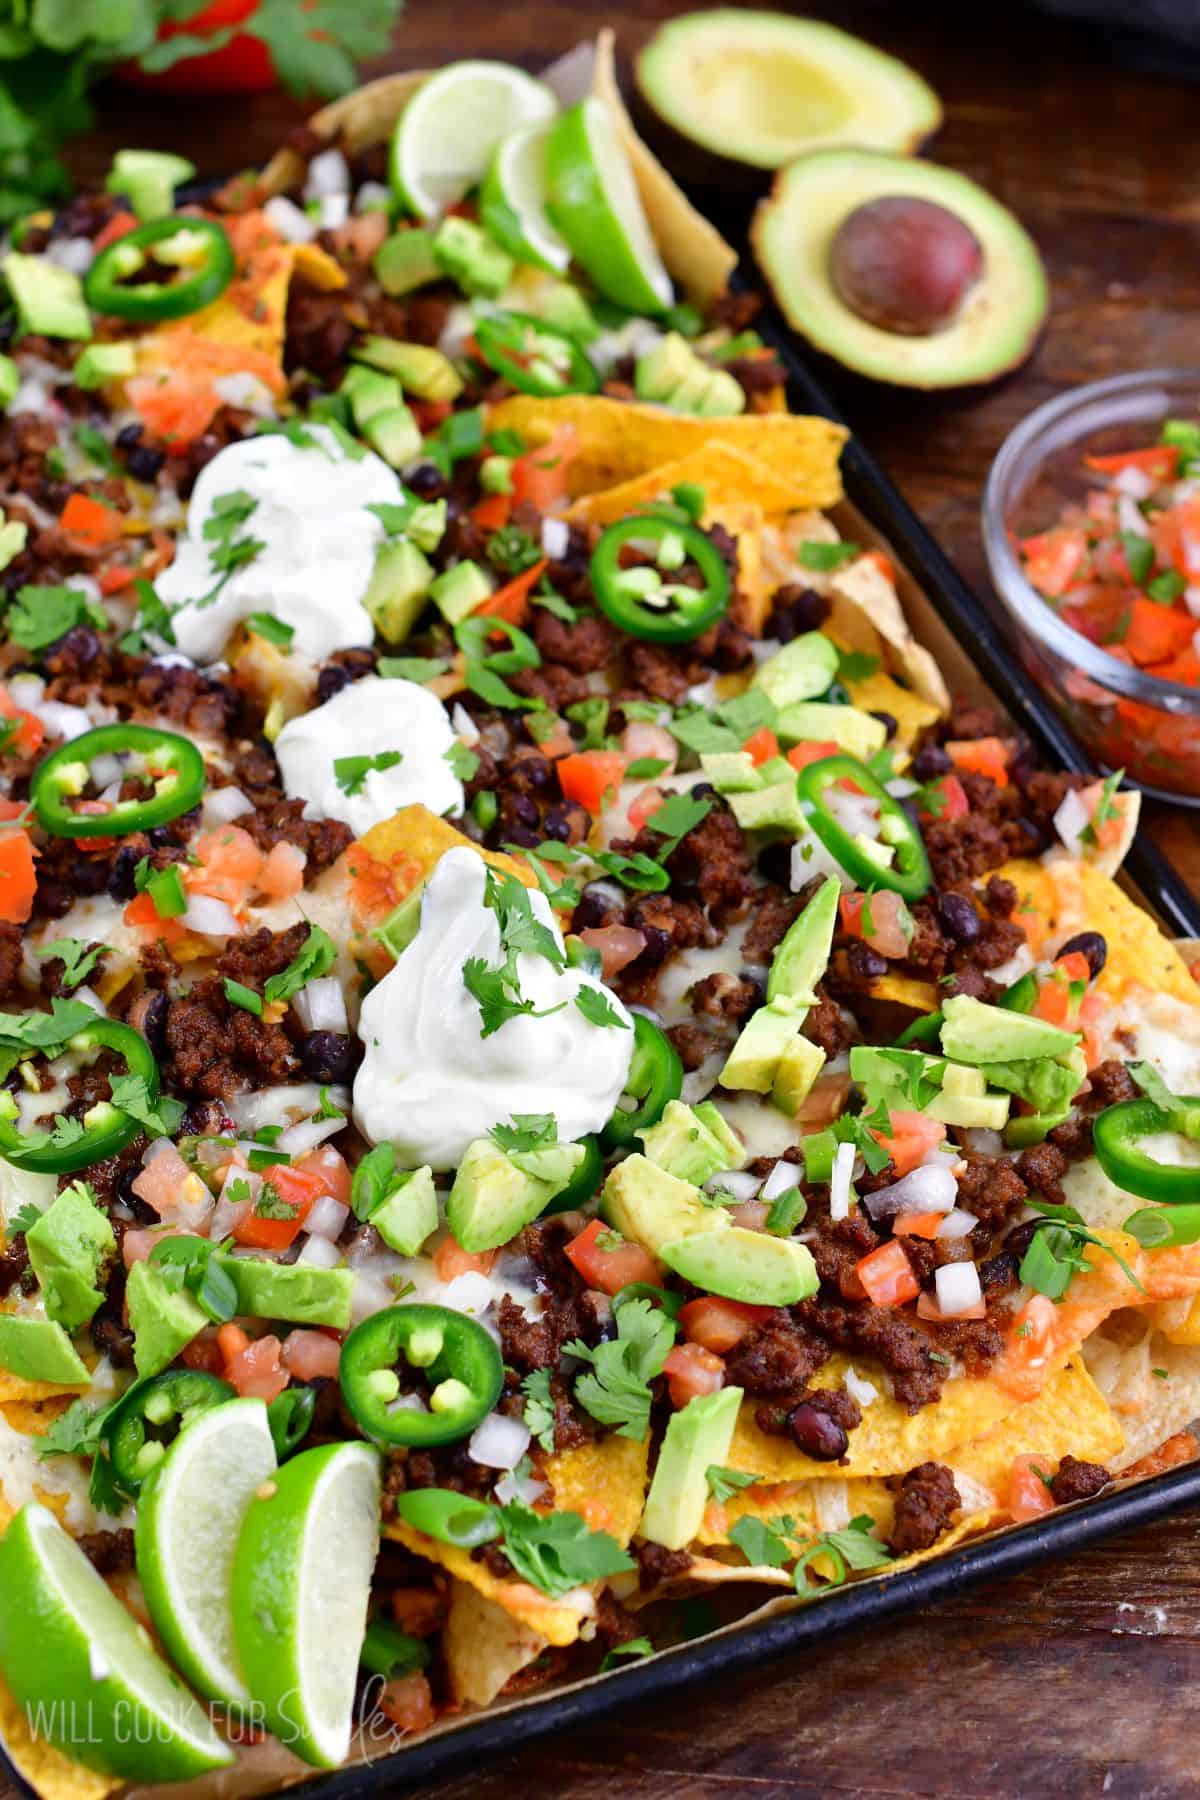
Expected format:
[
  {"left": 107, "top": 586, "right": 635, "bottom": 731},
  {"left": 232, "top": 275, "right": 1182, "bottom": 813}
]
[
  {"left": 635, "top": 11, "right": 940, "bottom": 174},
  {"left": 752, "top": 148, "right": 1048, "bottom": 389}
]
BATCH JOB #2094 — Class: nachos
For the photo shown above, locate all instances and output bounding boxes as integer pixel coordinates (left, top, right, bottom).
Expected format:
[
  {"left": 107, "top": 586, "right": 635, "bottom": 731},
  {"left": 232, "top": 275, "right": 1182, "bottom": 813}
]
[{"left": 0, "top": 33, "right": 1193, "bottom": 1799}]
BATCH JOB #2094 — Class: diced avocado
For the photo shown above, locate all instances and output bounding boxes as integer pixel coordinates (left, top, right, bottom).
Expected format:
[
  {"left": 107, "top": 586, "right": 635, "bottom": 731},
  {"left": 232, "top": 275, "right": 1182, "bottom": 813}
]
[
  {"left": 73, "top": 342, "right": 136, "bottom": 390},
  {"left": 430, "top": 559, "right": 494, "bottom": 624},
  {"left": 3, "top": 254, "right": 90, "bottom": 341},
  {"left": 126, "top": 1261, "right": 207, "bottom": 1378},
  {"left": 984, "top": 1048, "right": 1086, "bottom": 1117},
  {"left": 849, "top": 1044, "right": 948, "bottom": 1094},
  {"left": 0, "top": 1316, "right": 88, "bottom": 1384},
  {"left": 767, "top": 874, "right": 840, "bottom": 1005},
  {"left": 216, "top": 1256, "right": 353, "bottom": 1329},
  {"left": 639, "top": 1099, "right": 742, "bottom": 1187},
  {"left": 370, "top": 1166, "right": 439, "bottom": 1256},
  {"left": 25, "top": 1184, "right": 115, "bottom": 1332},
  {"left": 699, "top": 750, "right": 761, "bottom": 794},
  {"left": 374, "top": 228, "right": 441, "bottom": 296},
  {"left": 721, "top": 1001, "right": 803, "bottom": 1094},
  {"left": 510, "top": 1142, "right": 586, "bottom": 1188},
  {"left": 639, "top": 1384, "right": 743, "bottom": 1550},
  {"left": 693, "top": 1101, "right": 746, "bottom": 1171},
  {"left": 0, "top": 354, "right": 17, "bottom": 408},
  {"left": 939, "top": 994, "right": 1079, "bottom": 1065},
  {"left": 775, "top": 700, "right": 887, "bottom": 760},
  {"left": 601, "top": 1153, "right": 725, "bottom": 1256},
  {"left": 344, "top": 365, "right": 402, "bottom": 429},
  {"left": 364, "top": 403, "right": 423, "bottom": 469},
  {"left": 447, "top": 1138, "right": 567, "bottom": 1254},
  {"left": 772, "top": 1032, "right": 826, "bottom": 1116},
  {"left": 364, "top": 537, "right": 434, "bottom": 643},
  {"left": 728, "top": 779, "right": 805, "bottom": 836},
  {"left": 755, "top": 754, "right": 795, "bottom": 787},
  {"left": 1005, "top": 1110, "right": 1071, "bottom": 1149},
  {"left": 694, "top": 367, "right": 746, "bottom": 416},
  {"left": 105, "top": 148, "right": 196, "bottom": 220},
  {"left": 662, "top": 366, "right": 719, "bottom": 414},
  {"left": 659, "top": 1227, "right": 818, "bottom": 1306},
  {"left": 352, "top": 338, "right": 464, "bottom": 402},
  {"left": 927, "top": 1065, "right": 1010, "bottom": 1130},
  {"left": 530, "top": 279, "right": 600, "bottom": 343},
  {"left": 480, "top": 454, "right": 513, "bottom": 494},
  {"left": 752, "top": 631, "right": 840, "bottom": 709},
  {"left": 372, "top": 883, "right": 425, "bottom": 960},
  {"left": 432, "top": 217, "right": 514, "bottom": 299},
  {"left": 635, "top": 332, "right": 696, "bottom": 403}
]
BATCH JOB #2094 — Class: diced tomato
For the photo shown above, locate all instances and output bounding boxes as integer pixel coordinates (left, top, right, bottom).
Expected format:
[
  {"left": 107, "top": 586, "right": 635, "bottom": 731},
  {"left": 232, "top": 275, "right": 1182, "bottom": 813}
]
[
  {"left": 578, "top": 923, "right": 647, "bottom": 980},
  {"left": 1033, "top": 976, "right": 1075, "bottom": 1029},
  {"left": 945, "top": 736, "right": 1012, "bottom": 787},
  {"left": 1007, "top": 1453, "right": 1057, "bottom": 1522},
  {"left": 1085, "top": 445, "right": 1179, "bottom": 483},
  {"left": 627, "top": 785, "right": 665, "bottom": 836},
  {"left": 839, "top": 889, "right": 912, "bottom": 960},
  {"left": 510, "top": 425, "right": 577, "bottom": 512},
  {"left": 1003, "top": 1293, "right": 1058, "bottom": 1373},
  {"left": 180, "top": 1326, "right": 225, "bottom": 1374},
  {"left": 1054, "top": 950, "right": 1092, "bottom": 985},
  {"left": 870, "top": 1109, "right": 946, "bottom": 1178},
  {"left": 294, "top": 1144, "right": 352, "bottom": 1207},
  {"left": 0, "top": 686, "right": 44, "bottom": 757},
  {"left": 92, "top": 211, "right": 140, "bottom": 253},
  {"left": 377, "top": 1673, "right": 435, "bottom": 1736},
  {"left": 186, "top": 825, "right": 264, "bottom": 907},
  {"left": 860, "top": 549, "right": 896, "bottom": 584},
  {"left": 557, "top": 750, "right": 627, "bottom": 814},
  {"left": 218, "top": 1325, "right": 288, "bottom": 1402},
  {"left": 122, "top": 1226, "right": 184, "bottom": 1269},
  {"left": 476, "top": 557, "right": 548, "bottom": 628},
  {"left": 391, "top": 1587, "right": 447, "bottom": 1636},
  {"left": 61, "top": 492, "right": 122, "bottom": 549},
  {"left": 917, "top": 773, "right": 968, "bottom": 821},
  {"left": 132, "top": 1144, "right": 199, "bottom": 1220},
  {"left": 1018, "top": 526, "right": 1087, "bottom": 598},
  {"left": 471, "top": 493, "right": 511, "bottom": 532},
  {"left": 563, "top": 1218, "right": 662, "bottom": 1295},
  {"left": 916, "top": 1289, "right": 986, "bottom": 1322},
  {"left": 257, "top": 840, "right": 306, "bottom": 899},
  {"left": 1123, "top": 597, "right": 1194, "bottom": 667},
  {"left": 124, "top": 889, "right": 187, "bottom": 946},
  {"left": 527, "top": 711, "right": 574, "bottom": 760},
  {"left": 854, "top": 1240, "right": 919, "bottom": 1309},
  {"left": 1144, "top": 646, "right": 1200, "bottom": 685},
  {"left": 663, "top": 1343, "right": 725, "bottom": 1409},
  {"left": 786, "top": 740, "right": 842, "bottom": 772},
  {"left": 678, "top": 1296, "right": 773, "bottom": 1353},
  {"left": 0, "top": 828, "right": 36, "bottom": 925},
  {"left": 410, "top": 399, "right": 451, "bottom": 434},
  {"left": 99, "top": 563, "right": 136, "bottom": 594},
  {"left": 281, "top": 1329, "right": 342, "bottom": 1382},
  {"left": 232, "top": 1163, "right": 324, "bottom": 1250},
  {"left": 621, "top": 721, "right": 677, "bottom": 770},
  {"left": 892, "top": 1212, "right": 947, "bottom": 1240},
  {"left": 433, "top": 1238, "right": 497, "bottom": 1282},
  {"left": 743, "top": 726, "right": 779, "bottom": 766}
]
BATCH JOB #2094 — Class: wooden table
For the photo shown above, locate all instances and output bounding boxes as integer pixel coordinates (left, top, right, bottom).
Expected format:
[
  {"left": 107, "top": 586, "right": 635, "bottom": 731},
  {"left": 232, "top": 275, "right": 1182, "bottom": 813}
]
[{"left": 58, "top": 2, "right": 1200, "bottom": 1794}]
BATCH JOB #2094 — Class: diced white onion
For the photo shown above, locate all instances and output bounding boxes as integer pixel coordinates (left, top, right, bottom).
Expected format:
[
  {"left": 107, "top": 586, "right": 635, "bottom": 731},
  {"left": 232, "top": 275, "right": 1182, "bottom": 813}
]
[
  {"left": 319, "top": 193, "right": 350, "bottom": 231},
  {"left": 46, "top": 237, "right": 95, "bottom": 276},
  {"left": 760, "top": 1160, "right": 801, "bottom": 1202},
  {"left": 264, "top": 195, "right": 317, "bottom": 244},
  {"left": 231, "top": 1082, "right": 338, "bottom": 1133},
  {"left": 290, "top": 976, "right": 349, "bottom": 1036},
  {"left": 844, "top": 1366, "right": 879, "bottom": 1408},
  {"left": 451, "top": 703, "right": 479, "bottom": 744},
  {"left": 355, "top": 180, "right": 392, "bottom": 213},
  {"left": 7, "top": 674, "right": 44, "bottom": 710},
  {"left": 1112, "top": 465, "right": 1153, "bottom": 500},
  {"left": 351, "top": 1271, "right": 397, "bottom": 1323},
  {"left": 885, "top": 776, "right": 919, "bottom": 799},
  {"left": 959, "top": 1127, "right": 1004, "bottom": 1158},
  {"left": 1117, "top": 492, "right": 1150, "bottom": 539},
  {"left": 202, "top": 786, "right": 255, "bottom": 825},
  {"left": 830, "top": 1141, "right": 855, "bottom": 1222},
  {"left": 9, "top": 378, "right": 51, "bottom": 416},
  {"left": 1053, "top": 787, "right": 1091, "bottom": 859},
  {"left": 89, "top": 753, "right": 124, "bottom": 791},
  {"left": 305, "top": 148, "right": 351, "bottom": 199},
  {"left": 142, "top": 1136, "right": 177, "bottom": 1165},
  {"left": 495, "top": 1466, "right": 548, "bottom": 1506},
  {"left": 275, "top": 1113, "right": 346, "bottom": 1159},
  {"left": 987, "top": 943, "right": 1035, "bottom": 987},
  {"left": 35, "top": 700, "right": 93, "bottom": 741},
  {"left": 97, "top": 781, "right": 122, "bottom": 805},
  {"left": 181, "top": 894, "right": 241, "bottom": 937},
  {"left": 71, "top": 986, "right": 105, "bottom": 1016},
  {"left": 934, "top": 1261, "right": 983, "bottom": 1317},
  {"left": 949, "top": 1467, "right": 996, "bottom": 1514},
  {"left": 790, "top": 834, "right": 845, "bottom": 892},
  {"left": 937, "top": 1208, "right": 979, "bottom": 1239},
  {"left": 209, "top": 1168, "right": 259, "bottom": 1241},
  {"left": 824, "top": 786, "right": 880, "bottom": 839},
  {"left": 212, "top": 371, "right": 277, "bottom": 416},
  {"left": 468, "top": 1411, "right": 531, "bottom": 1470},
  {"left": 440, "top": 1271, "right": 493, "bottom": 1316},
  {"left": 298, "top": 1234, "right": 343, "bottom": 1270},
  {"left": 302, "top": 1192, "right": 350, "bottom": 1241},
  {"left": 813, "top": 1480, "right": 851, "bottom": 1533},
  {"left": 708, "top": 1169, "right": 762, "bottom": 1203},
  {"left": 541, "top": 516, "right": 569, "bottom": 559},
  {"left": 863, "top": 1164, "right": 958, "bottom": 1219}
]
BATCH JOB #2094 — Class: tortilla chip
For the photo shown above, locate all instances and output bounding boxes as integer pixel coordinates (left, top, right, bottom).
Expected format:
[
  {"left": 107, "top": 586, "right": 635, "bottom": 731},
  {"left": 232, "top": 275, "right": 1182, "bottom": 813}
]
[
  {"left": 1083, "top": 1324, "right": 1200, "bottom": 1471},
  {"left": 995, "top": 857, "right": 1199, "bottom": 1005},
  {"left": 442, "top": 1579, "right": 550, "bottom": 1709},
  {"left": 486, "top": 395, "right": 847, "bottom": 509},
  {"left": 261, "top": 71, "right": 429, "bottom": 196},
  {"left": 0, "top": 1372, "right": 86, "bottom": 1406},
  {"left": 0, "top": 1672, "right": 119, "bottom": 1800},
  {"left": 590, "top": 30, "right": 737, "bottom": 307},
  {"left": 839, "top": 666, "right": 941, "bottom": 751},
  {"left": 826, "top": 556, "right": 950, "bottom": 712},
  {"left": 544, "top": 1433, "right": 649, "bottom": 1545},
  {"left": 867, "top": 973, "right": 940, "bottom": 1015},
  {"left": 382, "top": 1519, "right": 593, "bottom": 1647},
  {"left": 564, "top": 443, "right": 813, "bottom": 528}
]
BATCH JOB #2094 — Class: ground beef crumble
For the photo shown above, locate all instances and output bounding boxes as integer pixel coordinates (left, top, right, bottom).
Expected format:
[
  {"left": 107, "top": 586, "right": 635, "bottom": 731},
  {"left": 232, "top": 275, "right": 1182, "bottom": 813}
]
[{"left": 886, "top": 1463, "right": 961, "bottom": 1555}]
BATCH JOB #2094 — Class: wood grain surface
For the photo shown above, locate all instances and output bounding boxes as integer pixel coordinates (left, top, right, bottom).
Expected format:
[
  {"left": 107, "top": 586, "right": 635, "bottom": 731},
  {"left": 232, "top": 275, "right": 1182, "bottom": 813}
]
[{"left": 31, "top": 3, "right": 1200, "bottom": 1796}]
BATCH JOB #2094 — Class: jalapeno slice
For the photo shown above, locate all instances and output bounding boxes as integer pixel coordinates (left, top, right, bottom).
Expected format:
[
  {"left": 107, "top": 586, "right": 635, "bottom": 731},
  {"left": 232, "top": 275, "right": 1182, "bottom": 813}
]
[
  {"left": 601, "top": 1014, "right": 683, "bottom": 1150},
  {"left": 895, "top": 1009, "right": 943, "bottom": 1048},
  {"left": 543, "top": 1133, "right": 604, "bottom": 1213},
  {"left": 84, "top": 216, "right": 236, "bottom": 322},
  {"left": 0, "top": 1018, "right": 160, "bottom": 1172},
  {"left": 795, "top": 753, "right": 932, "bottom": 901},
  {"left": 339, "top": 1303, "right": 504, "bottom": 1448},
  {"left": 32, "top": 723, "right": 206, "bottom": 838},
  {"left": 106, "top": 1371, "right": 234, "bottom": 1495},
  {"left": 473, "top": 310, "right": 599, "bottom": 397},
  {"left": 590, "top": 513, "right": 730, "bottom": 643},
  {"left": 1093, "top": 1096, "right": 1200, "bottom": 1204}
]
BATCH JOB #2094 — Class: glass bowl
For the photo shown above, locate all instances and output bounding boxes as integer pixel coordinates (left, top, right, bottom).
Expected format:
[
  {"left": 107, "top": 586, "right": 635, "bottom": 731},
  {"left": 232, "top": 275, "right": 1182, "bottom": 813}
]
[{"left": 982, "top": 367, "right": 1200, "bottom": 804}]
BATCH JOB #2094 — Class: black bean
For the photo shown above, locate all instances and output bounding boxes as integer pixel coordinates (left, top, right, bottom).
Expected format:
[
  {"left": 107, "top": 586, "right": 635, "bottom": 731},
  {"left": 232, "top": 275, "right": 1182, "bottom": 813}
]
[
  {"left": 299, "top": 1031, "right": 359, "bottom": 1084},
  {"left": 847, "top": 939, "right": 888, "bottom": 980},
  {"left": 315, "top": 664, "right": 353, "bottom": 705},
  {"left": 870, "top": 710, "right": 899, "bottom": 740},
  {"left": 108, "top": 846, "right": 142, "bottom": 902},
  {"left": 540, "top": 805, "right": 573, "bottom": 842},
  {"left": 115, "top": 422, "right": 143, "bottom": 449},
  {"left": 406, "top": 463, "right": 445, "bottom": 497},
  {"left": 767, "top": 584, "right": 828, "bottom": 642},
  {"left": 510, "top": 794, "right": 540, "bottom": 830},
  {"left": 501, "top": 824, "right": 540, "bottom": 849},
  {"left": 1057, "top": 930, "right": 1107, "bottom": 978},
  {"left": 1003, "top": 1219, "right": 1040, "bottom": 1261},
  {"left": 126, "top": 444, "right": 165, "bottom": 482},
  {"left": 787, "top": 1401, "right": 848, "bottom": 1461},
  {"left": 572, "top": 883, "right": 620, "bottom": 930},
  {"left": 938, "top": 891, "right": 982, "bottom": 944},
  {"left": 756, "top": 841, "right": 793, "bottom": 888},
  {"left": 912, "top": 743, "right": 952, "bottom": 781}
]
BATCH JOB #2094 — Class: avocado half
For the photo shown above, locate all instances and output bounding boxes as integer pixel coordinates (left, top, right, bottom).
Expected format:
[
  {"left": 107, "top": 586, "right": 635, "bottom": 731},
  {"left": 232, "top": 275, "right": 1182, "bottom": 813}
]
[
  {"left": 751, "top": 149, "right": 1049, "bottom": 389},
  {"left": 634, "top": 10, "right": 941, "bottom": 186}
]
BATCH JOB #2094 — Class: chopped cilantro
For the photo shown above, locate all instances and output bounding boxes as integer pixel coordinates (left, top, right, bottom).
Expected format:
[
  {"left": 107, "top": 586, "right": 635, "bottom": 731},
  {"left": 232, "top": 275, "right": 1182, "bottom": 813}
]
[
  {"left": 334, "top": 750, "right": 402, "bottom": 797},
  {"left": 520, "top": 1369, "right": 557, "bottom": 1455},
  {"left": 797, "top": 539, "right": 859, "bottom": 572},
  {"left": 223, "top": 978, "right": 263, "bottom": 1016},
  {"left": 564, "top": 1297, "right": 675, "bottom": 1440},
  {"left": 498, "top": 1502, "right": 634, "bottom": 1598},
  {"left": 490, "top": 1114, "right": 556, "bottom": 1154},
  {"left": 34, "top": 938, "right": 102, "bottom": 993},
  {"left": 573, "top": 987, "right": 629, "bottom": 1031},
  {"left": 706, "top": 1466, "right": 761, "bottom": 1504},
  {"left": 444, "top": 742, "right": 480, "bottom": 781}
]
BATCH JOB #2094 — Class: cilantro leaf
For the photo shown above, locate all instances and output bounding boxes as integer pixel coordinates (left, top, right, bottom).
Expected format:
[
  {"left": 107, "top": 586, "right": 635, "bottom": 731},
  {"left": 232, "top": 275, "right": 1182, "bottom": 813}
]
[
  {"left": 798, "top": 540, "right": 859, "bottom": 572},
  {"left": 107, "top": 1073, "right": 185, "bottom": 1140},
  {"left": 444, "top": 742, "right": 480, "bottom": 781},
  {"left": 574, "top": 986, "right": 630, "bottom": 1031},
  {"left": 36, "top": 1395, "right": 111, "bottom": 1461},
  {"left": 498, "top": 1502, "right": 634, "bottom": 1598},
  {"left": 8, "top": 584, "right": 105, "bottom": 653},
  {"left": 263, "top": 925, "right": 337, "bottom": 1007},
  {"left": 520, "top": 1369, "right": 557, "bottom": 1455},
  {"left": 34, "top": 938, "right": 103, "bottom": 993},
  {"left": 564, "top": 1297, "right": 675, "bottom": 1440},
  {"left": 728, "top": 1514, "right": 793, "bottom": 1568},
  {"left": 6, "top": 1200, "right": 44, "bottom": 1238},
  {"left": 793, "top": 1515, "right": 893, "bottom": 1591},
  {"left": 643, "top": 792, "right": 712, "bottom": 860},
  {"left": 706, "top": 1466, "right": 761, "bottom": 1504},
  {"left": 334, "top": 750, "right": 402, "bottom": 797},
  {"left": 490, "top": 1114, "right": 556, "bottom": 1154},
  {"left": 600, "top": 1638, "right": 652, "bottom": 1671}
]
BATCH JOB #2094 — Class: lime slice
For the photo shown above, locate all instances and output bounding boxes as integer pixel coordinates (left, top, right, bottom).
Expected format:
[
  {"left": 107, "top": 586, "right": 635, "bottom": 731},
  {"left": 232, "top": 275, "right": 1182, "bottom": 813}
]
[
  {"left": 480, "top": 124, "right": 571, "bottom": 275},
  {"left": 0, "top": 1501, "right": 232, "bottom": 1782},
  {"left": 136, "top": 1396, "right": 276, "bottom": 1711},
  {"left": 390, "top": 61, "right": 558, "bottom": 220},
  {"left": 232, "top": 1441, "right": 381, "bottom": 1769},
  {"left": 545, "top": 97, "right": 673, "bottom": 315}
]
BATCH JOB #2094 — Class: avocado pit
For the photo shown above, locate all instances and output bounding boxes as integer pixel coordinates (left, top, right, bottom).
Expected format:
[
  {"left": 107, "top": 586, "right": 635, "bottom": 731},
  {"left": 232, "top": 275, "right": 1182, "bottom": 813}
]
[{"left": 829, "top": 195, "right": 984, "bottom": 336}]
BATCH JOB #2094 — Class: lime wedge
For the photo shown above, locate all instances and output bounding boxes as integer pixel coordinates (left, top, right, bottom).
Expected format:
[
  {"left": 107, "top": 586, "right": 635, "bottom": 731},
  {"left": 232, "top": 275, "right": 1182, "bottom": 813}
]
[
  {"left": 481, "top": 124, "right": 571, "bottom": 275},
  {"left": 232, "top": 1441, "right": 381, "bottom": 1768},
  {"left": 391, "top": 60, "right": 558, "bottom": 220},
  {"left": 136, "top": 1396, "right": 276, "bottom": 1711},
  {"left": 0, "top": 1501, "right": 232, "bottom": 1782},
  {"left": 545, "top": 96, "right": 673, "bottom": 314}
]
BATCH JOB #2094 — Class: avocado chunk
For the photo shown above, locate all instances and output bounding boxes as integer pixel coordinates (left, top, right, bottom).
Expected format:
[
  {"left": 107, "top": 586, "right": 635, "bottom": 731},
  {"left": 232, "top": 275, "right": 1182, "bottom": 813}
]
[
  {"left": 636, "top": 11, "right": 940, "bottom": 177},
  {"left": 343, "top": 365, "right": 401, "bottom": 430},
  {"left": 0, "top": 1316, "right": 88, "bottom": 1384},
  {"left": 430, "top": 560, "right": 494, "bottom": 624},
  {"left": 728, "top": 781, "right": 806, "bottom": 836},
  {"left": 372, "top": 883, "right": 425, "bottom": 961},
  {"left": 601, "top": 1153, "right": 725, "bottom": 1256},
  {"left": 721, "top": 1001, "right": 804, "bottom": 1094},
  {"left": 3, "top": 253, "right": 90, "bottom": 341},
  {"left": 698, "top": 751, "right": 761, "bottom": 794},
  {"left": 634, "top": 333, "right": 745, "bottom": 418},
  {"left": 772, "top": 1033, "right": 826, "bottom": 1117},
  {"left": 634, "top": 333, "right": 696, "bottom": 403},
  {"left": 374, "top": 228, "right": 441, "bottom": 296},
  {"left": 364, "top": 537, "right": 434, "bottom": 643},
  {"left": 526, "top": 279, "right": 600, "bottom": 344},
  {"left": 984, "top": 1048, "right": 1087, "bottom": 1119},
  {"left": 370, "top": 1166, "right": 438, "bottom": 1256},
  {"left": 126, "top": 1260, "right": 207, "bottom": 1378},
  {"left": 352, "top": 338, "right": 464, "bottom": 403},
  {"left": 849, "top": 1043, "right": 948, "bottom": 1095},
  {"left": 432, "top": 216, "right": 513, "bottom": 299},
  {"left": 106, "top": 148, "right": 195, "bottom": 220},
  {"left": 74, "top": 342, "right": 136, "bottom": 390},
  {"left": 25, "top": 1183, "right": 115, "bottom": 1332},
  {"left": 939, "top": 994, "right": 1079, "bottom": 1066},
  {"left": 659, "top": 1227, "right": 818, "bottom": 1306},
  {"left": 216, "top": 1256, "right": 354, "bottom": 1329},
  {"left": 448, "top": 1138, "right": 583, "bottom": 1254},
  {"left": 363, "top": 403, "right": 422, "bottom": 470},
  {"left": 752, "top": 632, "right": 839, "bottom": 709},
  {"left": 926, "top": 1062, "right": 1011, "bottom": 1131},
  {"left": 752, "top": 148, "right": 1048, "bottom": 390},
  {"left": 639, "top": 1385, "right": 743, "bottom": 1550},
  {"left": 768, "top": 875, "right": 840, "bottom": 1005},
  {"left": 774, "top": 699, "right": 886, "bottom": 760},
  {"left": 639, "top": 1099, "right": 744, "bottom": 1187}
]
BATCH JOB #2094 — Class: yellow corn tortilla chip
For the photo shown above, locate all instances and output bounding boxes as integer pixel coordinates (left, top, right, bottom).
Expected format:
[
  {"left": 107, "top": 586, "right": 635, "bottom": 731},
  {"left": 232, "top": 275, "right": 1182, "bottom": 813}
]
[
  {"left": 564, "top": 442, "right": 813, "bottom": 528},
  {"left": 1084, "top": 1323, "right": 1200, "bottom": 1472},
  {"left": 261, "top": 71, "right": 429, "bottom": 195},
  {"left": 826, "top": 556, "right": 949, "bottom": 712},
  {"left": 544, "top": 1433, "right": 649, "bottom": 1544},
  {"left": 944, "top": 1354, "right": 1122, "bottom": 1503},
  {"left": 867, "top": 973, "right": 940, "bottom": 1015},
  {"left": 839, "top": 666, "right": 942, "bottom": 751},
  {"left": 0, "top": 1672, "right": 119, "bottom": 1800},
  {"left": 442, "top": 1580, "right": 550, "bottom": 1709},
  {"left": 0, "top": 1372, "right": 87, "bottom": 1406},
  {"left": 707, "top": 501, "right": 769, "bottom": 632},
  {"left": 486, "top": 394, "right": 847, "bottom": 509},
  {"left": 995, "top": 857, "right": 1199, "bottom": 1005},
  {"left": 353, "top": 805, "right": 536, "bottom": 907},
  {"left": 382, "top": 1520, "right": 593, "bottom": 1648}
]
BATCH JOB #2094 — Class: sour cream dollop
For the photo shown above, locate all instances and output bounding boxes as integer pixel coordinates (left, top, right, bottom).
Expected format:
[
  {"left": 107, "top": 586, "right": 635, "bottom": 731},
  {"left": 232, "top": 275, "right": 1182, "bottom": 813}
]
[
  {"left": 275, "top": 674, "right": 464, "bottom": 834},
  {"left": 353, "top": 847, "right": 635, "bottom": 1170},
  {"left": 156, "top": 426, "right": 404, "bottom": 663}
]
